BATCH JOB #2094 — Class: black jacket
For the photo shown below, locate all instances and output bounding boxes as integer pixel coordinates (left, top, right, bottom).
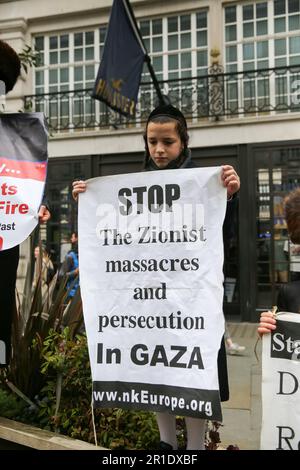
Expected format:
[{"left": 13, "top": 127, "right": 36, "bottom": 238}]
[{"left": 277, "top": 281, "right": 300, "bottom": 313}]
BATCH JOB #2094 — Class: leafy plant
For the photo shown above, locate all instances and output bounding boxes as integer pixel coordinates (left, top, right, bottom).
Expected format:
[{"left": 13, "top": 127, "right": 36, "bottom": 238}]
[
  {"left": 0, "top": 388, "right": 26, "bottom": 419},
  {"left": 18, "top": 45, "right": 42, "bottom": 75},
  {"left": 1, "top": 237, "right": 83, "bottom": 399}
]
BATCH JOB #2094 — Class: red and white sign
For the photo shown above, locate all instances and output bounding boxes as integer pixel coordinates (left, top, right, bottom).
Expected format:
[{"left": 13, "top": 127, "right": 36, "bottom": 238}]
[{"left": 0, "top": 113, "right": 48, "bottom": 251}]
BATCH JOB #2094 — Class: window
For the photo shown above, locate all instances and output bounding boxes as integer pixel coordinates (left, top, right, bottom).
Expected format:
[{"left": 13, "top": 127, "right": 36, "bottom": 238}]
[
  {"left": 224, "top": 1, "right": 300, "bottom": 115},
  {"left": 34, "top": 10, "right": 208, "bottom": 129}
]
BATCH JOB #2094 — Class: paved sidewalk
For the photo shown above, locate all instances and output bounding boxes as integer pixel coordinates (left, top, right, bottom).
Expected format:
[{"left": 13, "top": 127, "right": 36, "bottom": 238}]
[{"left": 220, "top": 322, "right": 262, "bottom": 450}]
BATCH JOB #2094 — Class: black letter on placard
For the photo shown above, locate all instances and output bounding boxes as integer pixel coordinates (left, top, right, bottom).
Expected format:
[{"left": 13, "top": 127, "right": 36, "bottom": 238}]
[
  {"left": 276, "top": 426, "right": 295, "bottom": 450},
  {"left": 277, "top": 371, "right": 299, "bottom": 395},
  {"left": 119, "top": 188, "right": 132, "bottom": 215}
]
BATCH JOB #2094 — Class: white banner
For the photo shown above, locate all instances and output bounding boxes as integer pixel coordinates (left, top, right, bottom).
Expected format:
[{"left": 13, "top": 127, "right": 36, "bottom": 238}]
[
  {"left": 261, "top": 312, "right": 300, "bottom": 449},
  {"left": 0, "top": 113, "right": 48, "bottom": 251},
  {"left": 79, "top": 166, "right": 226, "bottom": 419}
]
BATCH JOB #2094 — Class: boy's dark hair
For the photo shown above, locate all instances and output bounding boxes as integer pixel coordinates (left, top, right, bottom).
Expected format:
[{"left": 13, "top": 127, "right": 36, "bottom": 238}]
[
  {"left": 284, "top": 188, "right": 300, "bottom": 244},
  {"left": 0, "top": 40, "right": 21, "bottom": 92}
]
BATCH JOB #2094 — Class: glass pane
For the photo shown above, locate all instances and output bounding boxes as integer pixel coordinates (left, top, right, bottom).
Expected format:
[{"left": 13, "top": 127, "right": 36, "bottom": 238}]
[
  {"left": 180, "top": 15, "right": 190, "bottom": 31},
  {"left": 289, "top": 55, "right": 300, "bottom": 64},
  {"left": 256, "top": 2, "right": 268, "bottom": 18},
  {"left": 75, "top": 49, "right": 83, "bottom": 61},
  {"left": 49, "top": 69, "right": 58, "bottom": 83},
  {"left": 181, "top": 52, "right": 191, "bottom": 68},
  {"left": 197, "top": 50, "right": 207, "bottom": 67},
  {"left": 86, "top": 47, "right": 94, "bottom": 60},
  {"left": 168, "top": 16, "right": 178, "bottom": 33},
  {"left": 181, "top": 69, "right": 191, "bottom": 78},
  {"left": 226, "top": 25, "right": 236, "bottom": 42},
  {"left": 275, "top": 17, "right": 286, "bottom": 32},
  {"left": 226, "top": 45, "right": 237, "bottom": 62},
  {"left": 168, "top": 54, "right": 178, "bottom": 70},
  {"left": 243, "top": 43, "right": 254, "bottom": 60},
  {"left": 152, "top": 37, "right": 162, "bottom": 52},
  {"left": 257, "top": 20, "right": 268, "bottom": 35},
  {"left": 140, "top": 20, "right": 150, "bottom": 36},
  {"left": 289, "top": 14, "right": 300, "bottom": 30},
  {"left": 196, "top": 11, "right": 207, "bottom": 28},
  {"left": 74, "top": 67, "right": 83, "bottom": 81},
  {"left": 257, "top": 59, "right": 269, "bottom": 69},
  {"left": 99, "top": 27, "right": 107, "bottom": 43},
  {"left": 243, "top": 5, "right": 254, "bottom": 20},
  {"left": 60, "top": 50, "right": 69, "bottom": 63},
  {"left": 75, "top": 33, "right": 83, "bottom": 46},
  {"left": 257, "top": 41, "right": 268, "bottom": 58},
  {"left": 290, "top": 36, "right": 300, "bottom": 54},
  {"left": 85, "top": 31, "right": 94, "bottom": 45},
  {"left": 60, "top": 68, "right": 69, "bottom": 82},
  {"left": 225, "top": 6, "right": 236, "bottom": 23},
  {"left": 275, "top": 38, "right": 286, "bottom": 56},
  {"left": 243, "top": 22, "right": 254, "bottom": 37},
  {"left": 274, "top": 0, "right": 286, "bottom": 15},
  {"left": 50, "top": 52, "right": 58, "bottom": 64},
  {"left": 181, "top": 33, "right": 191, "bottom": 49},
  {"left": 243, "top": 61, "right": 255, "bottom": 71},
  {"left": 153, "top": 19, "right": 162, "bottom": 35},
  {"left": 60, "top": 35, "right": 69, "bottom": 48},
  {"left": 35, "top": 71, "right": 44, "bottom": 86},
  {"left": 168, "top": 35, "right": 178, "bottom": 50},
  {"left": 35, "top": 36, "right": 44, "bottom": 51},
  {"left": 275, "top": 57, "right": 287, "bottom": 67},
  {"left": 153, "top": 56, "right": 162, "bottom": 71},
  {"left": 85, "top": 65, "right": 94, "bottom": 80},
  {"left": 288, "top": 0, "right": 300, "bottom": 13},
  {"left": 258, "top": 78, "right": 269, "bottom": 96},
  {"left": 197, "top": 30, "right": 207, "bottom": 46},
  {"left": 50, "top": 36, "right": 58, "bottom": 49}
]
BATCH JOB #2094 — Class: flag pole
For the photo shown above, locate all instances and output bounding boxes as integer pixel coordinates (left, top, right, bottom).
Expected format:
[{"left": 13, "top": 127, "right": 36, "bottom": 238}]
[{"left": 122, "top": 0, "right": 167, "bottom": 106}]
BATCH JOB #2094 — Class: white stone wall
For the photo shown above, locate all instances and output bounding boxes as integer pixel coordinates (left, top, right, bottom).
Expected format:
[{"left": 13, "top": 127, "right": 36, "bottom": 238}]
[{"left": 1, "top": 0, "right": 300, "bottom": 156}]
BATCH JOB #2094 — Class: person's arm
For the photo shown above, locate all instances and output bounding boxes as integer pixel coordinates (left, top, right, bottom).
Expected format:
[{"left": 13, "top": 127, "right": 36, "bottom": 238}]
[
  {"left": 72, "top": 180, "right": 87, "bottom": 201},
  {"left": 38, "top": 205, "right": 51, "bottom": 222},
  {"left": 38, "top": 193, "right": 51, "bottom": 222},
  {"left": 221, "top": 165, "right": 240, "bottom": 199}
]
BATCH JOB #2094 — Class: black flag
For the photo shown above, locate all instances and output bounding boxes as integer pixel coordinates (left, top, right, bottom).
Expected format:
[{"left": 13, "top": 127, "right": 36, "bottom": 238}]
[{"left": 93, "top": 0, "right": 146, "bottom": 117}]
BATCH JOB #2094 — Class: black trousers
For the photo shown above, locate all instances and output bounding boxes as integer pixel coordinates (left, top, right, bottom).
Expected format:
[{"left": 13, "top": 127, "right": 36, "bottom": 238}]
[{"left": 0, "top": 245, "right": 19, "bottom": 365}]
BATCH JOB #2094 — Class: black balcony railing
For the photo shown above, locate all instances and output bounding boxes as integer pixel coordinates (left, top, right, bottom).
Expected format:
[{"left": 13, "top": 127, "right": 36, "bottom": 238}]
[{"left": 24, "top": 64, "right": 300, "bottom": 132}]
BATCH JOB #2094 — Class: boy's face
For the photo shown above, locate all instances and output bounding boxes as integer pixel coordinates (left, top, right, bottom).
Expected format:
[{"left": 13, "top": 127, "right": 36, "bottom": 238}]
[{"left": 147, "top": 121, "right": 183, "bottom": 169}]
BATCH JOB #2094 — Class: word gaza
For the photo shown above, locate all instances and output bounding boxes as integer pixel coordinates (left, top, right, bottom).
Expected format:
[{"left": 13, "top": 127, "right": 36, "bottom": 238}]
[{"left": 97, "top": 343, "right": 204, "bottom": 369}]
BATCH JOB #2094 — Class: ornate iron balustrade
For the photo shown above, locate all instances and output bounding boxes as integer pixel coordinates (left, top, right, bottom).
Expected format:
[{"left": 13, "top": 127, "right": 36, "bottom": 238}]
[{"left": 24, "top": 64, "right": 300, "bottom": 132}]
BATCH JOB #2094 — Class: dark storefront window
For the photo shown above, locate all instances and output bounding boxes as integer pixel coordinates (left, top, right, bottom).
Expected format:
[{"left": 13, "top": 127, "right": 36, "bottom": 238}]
[
  {"left": 255, "top": 146, "right": 300, "bottom": 310},
  {"left": 45, "top": 157, "right": 92, "bottom": 268}
]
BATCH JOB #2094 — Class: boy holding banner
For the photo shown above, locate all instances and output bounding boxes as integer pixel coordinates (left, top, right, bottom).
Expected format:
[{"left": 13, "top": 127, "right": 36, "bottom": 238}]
[{"left": 73, "top": 104, "right": 240, "bottom": 450}]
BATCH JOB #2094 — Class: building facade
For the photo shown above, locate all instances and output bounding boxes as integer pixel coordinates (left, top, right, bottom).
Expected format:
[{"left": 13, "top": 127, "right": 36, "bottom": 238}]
[{"left": 1, "top": 0, "right": 300, "bottom": 321}]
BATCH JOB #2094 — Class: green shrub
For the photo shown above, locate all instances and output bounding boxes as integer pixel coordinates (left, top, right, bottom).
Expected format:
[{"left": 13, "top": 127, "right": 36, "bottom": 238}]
[{"left": 0, "top": 388, "right": 26, "bottom": 419}]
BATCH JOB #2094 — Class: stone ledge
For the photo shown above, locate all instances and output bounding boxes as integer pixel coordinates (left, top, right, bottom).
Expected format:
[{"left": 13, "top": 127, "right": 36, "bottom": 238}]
[{"left": 0, "top": 417, "right": 106, "bottom": 450}]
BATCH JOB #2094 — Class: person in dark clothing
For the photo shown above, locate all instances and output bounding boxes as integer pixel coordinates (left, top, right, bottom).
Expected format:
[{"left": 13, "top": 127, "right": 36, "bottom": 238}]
[
  {"left": 0, "top": 40, "right": 50, "bottom": 367},
  {"left": 258, "top": 187, "right": 300, "bottom": 336},
  {"left": 58, "top": 232, "right": 79, "bottom": 301},
  {"left": 72, "top": 104, "right": 240, "bottom": 450}
]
